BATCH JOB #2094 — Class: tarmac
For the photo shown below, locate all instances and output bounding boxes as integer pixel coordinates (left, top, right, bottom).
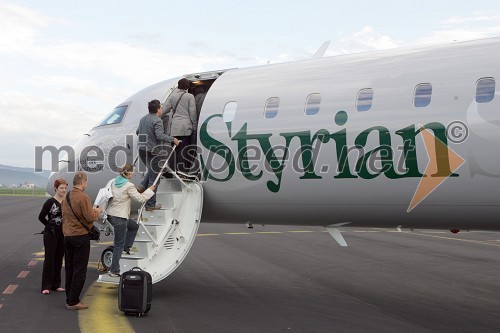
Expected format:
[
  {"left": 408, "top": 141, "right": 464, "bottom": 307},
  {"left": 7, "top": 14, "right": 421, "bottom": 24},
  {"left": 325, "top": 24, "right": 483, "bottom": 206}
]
[{"left": 1, "top": 196, "right": 499, "bottom": 332}]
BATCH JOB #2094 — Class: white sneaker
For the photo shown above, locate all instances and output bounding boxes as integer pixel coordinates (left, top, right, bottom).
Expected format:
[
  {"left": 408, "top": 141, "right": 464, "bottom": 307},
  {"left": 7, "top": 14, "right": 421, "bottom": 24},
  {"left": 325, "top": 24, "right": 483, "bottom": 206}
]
[
  {"left": 123, "top": 249, "right": 135, "bottom": 255},
  {"left": 107, "top": 272, "right": 121, "bottom": 278}
]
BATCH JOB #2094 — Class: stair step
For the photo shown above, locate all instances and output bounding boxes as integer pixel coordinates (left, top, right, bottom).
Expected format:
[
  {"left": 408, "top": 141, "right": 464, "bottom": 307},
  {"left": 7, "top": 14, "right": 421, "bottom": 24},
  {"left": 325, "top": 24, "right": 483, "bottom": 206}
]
[
  {"left": 121, "top": 255, "right": 146, "bottom": 260},
  {"left": 141, "top": 209, "right": 173, "bottom": 222},
  {"left": 154, "top": 193, "right": 177, "bottom": 209},
  {"left": 97, "top": 274, "right": 120, "bottom": 285},
  {"left": 158, "top": 178, "right": 184, "bottom": 192},
  {"left": 124, "top": 239, "right": 156, "bottom": 258},
  {"left": 134, "top": 239, "right": 153, "bottom": 243},
  {"left": 135, "top": 225, "right": 164, "bottom": 242},
  {"left": 140, "top": 222, "right": 165, "bottom": 226}
]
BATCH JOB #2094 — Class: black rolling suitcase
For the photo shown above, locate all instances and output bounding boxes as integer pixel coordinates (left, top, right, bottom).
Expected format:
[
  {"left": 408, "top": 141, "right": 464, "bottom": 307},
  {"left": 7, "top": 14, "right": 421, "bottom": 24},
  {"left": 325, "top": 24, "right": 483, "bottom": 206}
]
[{"left": 118, "top": 267, "right": 152, "bottom": 316}]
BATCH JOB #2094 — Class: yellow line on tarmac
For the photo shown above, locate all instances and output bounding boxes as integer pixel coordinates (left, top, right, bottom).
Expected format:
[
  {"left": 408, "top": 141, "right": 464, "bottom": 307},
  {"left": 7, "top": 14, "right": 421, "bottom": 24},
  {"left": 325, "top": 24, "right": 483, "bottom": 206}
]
[
  {"left": 197, "top": 233, "right": 220, "bottom": 237},
  {"left": 79, "top": 282, "right": 135, "bottom": 333},
  {"left": 224, "top": 232, "right": 252, "bottom": 235},
  {"left": 88, "top": 261, "right": 99, "bottom": 270},
  {"left": 287, "top": 230, "right": 315, "bottom": 233},
  {"left": 256, "top": 231, "right": 283, "bottom": 234}
]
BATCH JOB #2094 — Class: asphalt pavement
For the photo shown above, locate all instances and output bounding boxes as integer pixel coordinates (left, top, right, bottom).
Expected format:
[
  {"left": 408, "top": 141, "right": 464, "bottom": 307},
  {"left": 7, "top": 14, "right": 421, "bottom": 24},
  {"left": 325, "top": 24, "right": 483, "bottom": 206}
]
[{"left": 0, "top": 196, "right": 499, "bottom": 332}]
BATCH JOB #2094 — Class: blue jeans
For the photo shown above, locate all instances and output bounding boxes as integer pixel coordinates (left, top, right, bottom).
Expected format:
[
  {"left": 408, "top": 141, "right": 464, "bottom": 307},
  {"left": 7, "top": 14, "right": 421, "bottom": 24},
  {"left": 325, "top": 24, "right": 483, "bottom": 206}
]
[
  {"left": 139, "top": 149, "right": 161, "bottom": 208},
  {"left": 108, "top": 215, "right": 139, "bottom": 274}
]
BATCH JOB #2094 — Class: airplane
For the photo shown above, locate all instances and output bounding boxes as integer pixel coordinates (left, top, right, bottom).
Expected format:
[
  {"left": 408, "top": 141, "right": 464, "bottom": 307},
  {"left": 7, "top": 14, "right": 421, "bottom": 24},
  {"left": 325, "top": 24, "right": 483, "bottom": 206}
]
[{"left": 46, "top": 37, "right": 500, "bottom": 283}]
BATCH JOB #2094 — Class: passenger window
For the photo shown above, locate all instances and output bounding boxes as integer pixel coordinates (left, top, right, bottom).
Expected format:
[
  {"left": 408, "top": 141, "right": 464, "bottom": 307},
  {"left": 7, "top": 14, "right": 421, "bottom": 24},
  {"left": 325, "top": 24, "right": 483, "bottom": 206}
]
[
  {"left": 414, "top": 83, "right": 432, "bottom": 107},
  {"left": 305, "top": 93, "right": 321, "bottom": 116},
  {"left": 264, "top": 97, "right": 280, "bottom": 118},
  {"left": 223, "top": 101, "right": 237, "bottom": 122},
  {"left": 96, "top": 105, "right": 128, "bottom": 127},
  {"left": 356, "top": 88, "right": 373, "bottom": 112},
  {"left": 476, "top": 78, "right": 495, "bottom": 103}
]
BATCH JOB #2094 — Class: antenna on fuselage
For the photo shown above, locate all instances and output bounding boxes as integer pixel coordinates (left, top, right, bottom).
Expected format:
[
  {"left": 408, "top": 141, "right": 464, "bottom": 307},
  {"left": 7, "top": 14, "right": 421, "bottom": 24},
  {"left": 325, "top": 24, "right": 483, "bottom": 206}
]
[{"left": 312, "top": 40, "right": 331, "bottom": 59}]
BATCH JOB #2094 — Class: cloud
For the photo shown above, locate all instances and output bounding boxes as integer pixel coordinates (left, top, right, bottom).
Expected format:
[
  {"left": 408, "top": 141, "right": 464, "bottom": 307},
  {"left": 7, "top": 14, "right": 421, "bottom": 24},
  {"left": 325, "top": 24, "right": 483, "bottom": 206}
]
[
  {"left": 439, "top": 12, "right": 500, "bottom": 25},
  {"left": 0, "top": 90, "right": 104, "bottom": 168},
  {"left": 420, "top": 12, "right": 500, "bottom": 44},
  {"left": 417, "top": 28, "right": 500, "bottom": 44},
  {"left": 338, "top": 26, "right": 401, "bottom": 53},
  {"left": 25, "top": 75, "right": 129, "bottom": 102},
  {"left": 0, "top": 3, "right": 238, "bottom": 88},
  {"left": 33, "top": 42, "right": 202, "bottom": 85},
  {"left": 0, "top": 91, "right": 98, "bottom": 143},
  {"left": 0, "top": 2, "right": 67, "bottom": 53},
  {"left": 308, "top": 26, "right": 403, "bottom": 57}
]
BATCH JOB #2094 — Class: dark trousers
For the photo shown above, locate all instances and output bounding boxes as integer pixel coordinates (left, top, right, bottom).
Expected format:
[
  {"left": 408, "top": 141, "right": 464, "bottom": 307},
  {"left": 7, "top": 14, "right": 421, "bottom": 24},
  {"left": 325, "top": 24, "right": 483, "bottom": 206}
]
[
  {"left": 64, "top": 234, "right": 90, "bottom": 306},
  {"left": 42, "top": 227, "right": 64, "bottom": 291},
  {"left": 138, "top": 149, "right": 161, "bottom": 208},
  {"left": 174, "top": 135, "right": 194, "bottom": 173}
]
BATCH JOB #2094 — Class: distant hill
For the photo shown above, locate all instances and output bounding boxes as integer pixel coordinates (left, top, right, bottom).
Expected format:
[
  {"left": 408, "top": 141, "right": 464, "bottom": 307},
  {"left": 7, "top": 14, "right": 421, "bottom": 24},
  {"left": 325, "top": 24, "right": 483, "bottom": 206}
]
[{"left": 0, "top": 164, "right": 51, "bottom": 188}]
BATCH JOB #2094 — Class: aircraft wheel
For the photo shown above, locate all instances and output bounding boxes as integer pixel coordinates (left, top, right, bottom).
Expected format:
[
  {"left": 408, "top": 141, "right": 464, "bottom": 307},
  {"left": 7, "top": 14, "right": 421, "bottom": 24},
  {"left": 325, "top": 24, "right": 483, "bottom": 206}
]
[{"left": 100, "top": 246, "right": 114, "bottom": 271}]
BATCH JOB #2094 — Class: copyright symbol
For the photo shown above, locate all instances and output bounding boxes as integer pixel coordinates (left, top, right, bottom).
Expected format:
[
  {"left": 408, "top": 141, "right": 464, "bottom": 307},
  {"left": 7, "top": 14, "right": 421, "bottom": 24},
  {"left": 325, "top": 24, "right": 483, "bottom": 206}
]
[{"left": 446, "top": 121, "right": 468, "bottom": 144}]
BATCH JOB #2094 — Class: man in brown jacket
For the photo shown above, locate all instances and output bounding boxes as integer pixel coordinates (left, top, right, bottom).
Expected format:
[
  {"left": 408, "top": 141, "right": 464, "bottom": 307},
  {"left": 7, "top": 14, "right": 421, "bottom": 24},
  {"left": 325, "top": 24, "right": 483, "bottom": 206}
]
[{"left": 62, "top": 171, "right": 102, "bottom": 310}]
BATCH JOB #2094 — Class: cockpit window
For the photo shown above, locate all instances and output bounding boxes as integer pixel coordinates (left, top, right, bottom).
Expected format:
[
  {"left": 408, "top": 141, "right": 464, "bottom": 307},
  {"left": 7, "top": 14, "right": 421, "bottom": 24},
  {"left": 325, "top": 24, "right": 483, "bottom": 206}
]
[{"left": 96, "top": 105, "right": 128, "bottom": 127}]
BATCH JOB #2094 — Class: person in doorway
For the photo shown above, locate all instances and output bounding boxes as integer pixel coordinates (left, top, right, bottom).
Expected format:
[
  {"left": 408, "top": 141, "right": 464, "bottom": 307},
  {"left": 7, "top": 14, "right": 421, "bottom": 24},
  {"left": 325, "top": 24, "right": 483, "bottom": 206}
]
[
  {"left": 163, "top": 78, "right": 197, "bottom": 175},
  {"left": 194, "top": 85, "right": 207, "bottom": 119},
  {"left": 38, "top": 178, "right": 68, "bottom": 294},
  {"left": 62, "top": 171, "right": 102, "bottom": 310},
  {"left": 106, "top": 163, "right": 155, "bottom": 278},
  {"left": 136, "top": 99, "right": 179, "bottom": 211}
]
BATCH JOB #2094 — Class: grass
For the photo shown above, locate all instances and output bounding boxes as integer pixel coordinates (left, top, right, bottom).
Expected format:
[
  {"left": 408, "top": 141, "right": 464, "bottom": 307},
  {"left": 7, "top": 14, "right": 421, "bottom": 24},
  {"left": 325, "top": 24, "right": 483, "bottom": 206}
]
[{"left": 0, "top": 188, "right": 48, "bottom": 197}]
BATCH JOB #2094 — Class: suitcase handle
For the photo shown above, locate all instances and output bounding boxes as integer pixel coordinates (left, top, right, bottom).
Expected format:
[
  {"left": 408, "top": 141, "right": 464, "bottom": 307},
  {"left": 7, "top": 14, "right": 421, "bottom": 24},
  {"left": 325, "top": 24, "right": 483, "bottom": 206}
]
[{"left": 131, "top": 267, "right": 143, "bottom": 271}]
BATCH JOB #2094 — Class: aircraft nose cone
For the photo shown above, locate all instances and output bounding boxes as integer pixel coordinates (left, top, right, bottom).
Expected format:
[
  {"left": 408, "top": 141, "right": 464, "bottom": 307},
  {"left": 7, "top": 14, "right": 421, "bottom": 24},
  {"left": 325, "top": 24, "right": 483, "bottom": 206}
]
[{"left": 46, "top": 172, "right": 56, "bottom": 196}]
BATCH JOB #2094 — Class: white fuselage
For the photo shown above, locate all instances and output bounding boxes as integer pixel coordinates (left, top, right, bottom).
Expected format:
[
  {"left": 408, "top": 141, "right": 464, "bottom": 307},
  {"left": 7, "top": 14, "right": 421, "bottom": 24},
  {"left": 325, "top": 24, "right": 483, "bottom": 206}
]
[{"left": 49, "top": 38, "right": 500, "bottom": 230}]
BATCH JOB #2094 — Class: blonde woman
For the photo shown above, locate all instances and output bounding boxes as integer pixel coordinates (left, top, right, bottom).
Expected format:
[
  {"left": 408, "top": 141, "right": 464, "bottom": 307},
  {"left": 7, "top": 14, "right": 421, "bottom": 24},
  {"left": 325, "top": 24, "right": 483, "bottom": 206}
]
[{"left": 106, "top": 163, "right": 155, "bottom": 277}]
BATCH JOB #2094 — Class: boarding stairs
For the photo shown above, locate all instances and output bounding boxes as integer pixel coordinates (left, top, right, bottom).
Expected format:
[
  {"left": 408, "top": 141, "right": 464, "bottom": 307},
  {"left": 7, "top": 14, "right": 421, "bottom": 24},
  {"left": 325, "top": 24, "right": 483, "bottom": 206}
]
[{"left": 98, "top": 148, "right": 203, "bottom": 284}]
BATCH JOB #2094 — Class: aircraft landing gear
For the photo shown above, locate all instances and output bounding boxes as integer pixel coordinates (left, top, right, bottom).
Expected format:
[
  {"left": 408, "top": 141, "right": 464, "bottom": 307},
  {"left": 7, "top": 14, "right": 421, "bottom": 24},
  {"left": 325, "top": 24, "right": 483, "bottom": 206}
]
[{"left": 100, "top": 246, "right": 114, "bottom": 271}]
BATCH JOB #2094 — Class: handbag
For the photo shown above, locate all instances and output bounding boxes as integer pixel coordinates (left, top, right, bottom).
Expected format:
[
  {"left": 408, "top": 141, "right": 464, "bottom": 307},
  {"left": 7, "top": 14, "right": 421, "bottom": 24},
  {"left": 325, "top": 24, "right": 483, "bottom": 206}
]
[
  {"left": 88, "top": 225, "right": 101, "bottom": 241},
  {"left": 65, "top": 192, "right": 100, "bottom": 242}
]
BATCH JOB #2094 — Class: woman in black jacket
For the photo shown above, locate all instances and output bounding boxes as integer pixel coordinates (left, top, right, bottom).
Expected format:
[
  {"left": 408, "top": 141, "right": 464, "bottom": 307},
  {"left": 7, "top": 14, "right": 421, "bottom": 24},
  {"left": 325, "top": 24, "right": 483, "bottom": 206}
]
[{"left": 38, "top": 178, "right": 67, "bottom": 294}]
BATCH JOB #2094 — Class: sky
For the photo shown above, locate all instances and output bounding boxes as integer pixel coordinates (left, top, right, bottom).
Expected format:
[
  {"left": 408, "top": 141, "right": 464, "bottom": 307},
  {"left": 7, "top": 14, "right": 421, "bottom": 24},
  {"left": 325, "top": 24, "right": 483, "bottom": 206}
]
[{"left": 2, "top": 0, "right": 500, "bottom": 169}]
